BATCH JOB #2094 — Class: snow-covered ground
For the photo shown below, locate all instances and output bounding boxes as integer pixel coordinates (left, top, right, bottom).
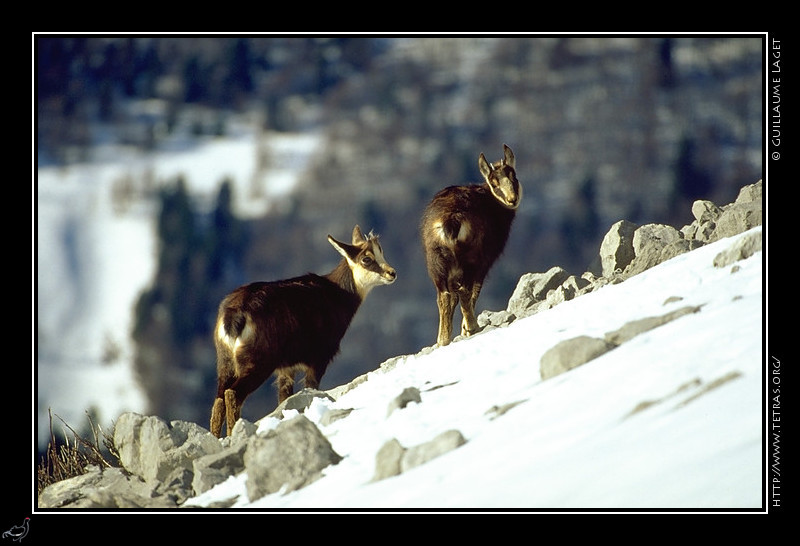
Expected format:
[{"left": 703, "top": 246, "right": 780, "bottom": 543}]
[
  {"left": 185, "top": 226, "right": 764, "bottom": 510},
  {"left": 35, "top": 127, "right": 322, "bottom": 447}
]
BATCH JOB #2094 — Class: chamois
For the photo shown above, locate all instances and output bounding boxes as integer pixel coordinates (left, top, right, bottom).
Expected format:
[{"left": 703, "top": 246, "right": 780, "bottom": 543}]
[
  {"left": 420, "top": 144, "right": 521, "bottom": 346},
  {"left": 210, "top": 225, "right": 396, "bottom": 437}
]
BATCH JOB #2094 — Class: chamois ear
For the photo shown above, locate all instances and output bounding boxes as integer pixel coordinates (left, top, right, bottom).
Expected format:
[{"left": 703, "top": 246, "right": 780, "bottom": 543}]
[
  {"left": 502, "top": 144, "right": 515, "bottom": 168},
  {"left": 478, "top": 152, "right": 492, "bottom": 180},
  {"left": 328, "top": 234, "right": 359, "bottom": 262},
  {"left": 351, "top": 225, "right": 366, "bottom": 245}
]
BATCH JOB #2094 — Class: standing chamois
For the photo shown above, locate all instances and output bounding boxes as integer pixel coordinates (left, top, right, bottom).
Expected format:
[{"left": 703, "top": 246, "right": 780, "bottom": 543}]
[
  {"left": 210, "top": 225, "right": 396, "bottom": 437},
  {"left": 420, "top": 144, "right": 521, "bottom": 346}
]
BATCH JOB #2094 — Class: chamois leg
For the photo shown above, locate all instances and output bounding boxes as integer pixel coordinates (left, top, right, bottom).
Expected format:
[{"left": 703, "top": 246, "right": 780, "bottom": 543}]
[
  {"left": 436, "top": 290, "right": 458, "bottom": 346},
  {"left": 210, "top": 397, "right": 225, "bottom": 438},
  {"left": 211, "top": 363, "right": 235, "bottom": 437},
  {"left": 459, "top": 281, "right": 482, "bottom": 337},
  {"left": 276, "top": 368, "right": 295, "bottom": 403},
  {"left": 303, "top": 366, "right": 320, "bottom": 391},
  {"left": 224, "top": 388, "right": 241, "bottom": 437}
]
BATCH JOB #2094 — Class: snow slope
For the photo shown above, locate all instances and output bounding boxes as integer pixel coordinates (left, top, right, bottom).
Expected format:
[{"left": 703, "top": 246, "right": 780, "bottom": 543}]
[{"left": 186, "top": 226, "right": 764, "bottom": 510}]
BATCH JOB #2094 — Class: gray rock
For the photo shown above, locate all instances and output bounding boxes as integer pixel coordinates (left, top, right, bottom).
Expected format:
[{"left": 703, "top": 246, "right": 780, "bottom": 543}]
[
  {"left": 192, "top": 441, "right": 248, "bottom": 495},
  {"left": 373, "top": 430, "right": 467, "bottom": 481},
  {"left": 244, "top": 414, "right": 342, "bottom": 502},
  {"left": 477, "top": 309, "right": 516, "bottom": 329},
  {"left": 544, "top": 275, "right": 591, "bottom": 308},
  {"left": 713, "top": 229, "right": 762, "bottom": 268},
  {"left": 659, "top": 238, "right": 704, "bottom": 263},
  {"left": 38, "top": 466, "right": 177, "bottom": 509},
  {"left": 485, "top": 400, "right": 526, "bottom": 420},
  {"left": 623, "top": 223, "right": 683, "bottom": 277},
  {"left": 540, "top": 336, "right": 616, "bottom": 380},
  {"left": 683, "top": 219, "right": 715, "bottom": 242},
  {"left": 372, "top": 438, "right": 406, "bottom": 481},
  {"left": 319, "top": 407, "right": 355, "bottom": 426},
  {"left": 540, "top": 305, "right": 706, "bottom": 382},
  {"left": 387, "top": 387, "right": 422, "bottom": 417},
  {"left": 507, "top": 267, "right": 570, "bottom": 317},
  {"left": 599, "top": 219, "right": 638, "bottom": 277},
  {"left": 113, "top": 412, "right": 221, "bottom": 488},
  {"left": 691, "top": 200, "right": 723, "bottom": 223},
  {"left": 604, "top": 306, "right": 702, "bottom": 346},
  {"left": 709, "top": 201, "right": 762, "bottom": 242},
  {"left": 734, "top": 180, "right": 762, "bottom": 204},
  {"left": 228, "top": 418, "right": 258, "bottom": 444},
  {"left": 266, "top": 388, "right": 336, "bottom": 419},
  {"left": 401, "top": 430, "right": 466, "bottom": 473}
]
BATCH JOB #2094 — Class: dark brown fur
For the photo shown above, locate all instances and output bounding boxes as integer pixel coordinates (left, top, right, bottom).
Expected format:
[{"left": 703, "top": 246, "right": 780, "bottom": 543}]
[
  {"left": 210, "top": 226, "right": 396, "bottom": 437},
  {"left": 420, "top": 144, "right": 520, "bottom": 346}
]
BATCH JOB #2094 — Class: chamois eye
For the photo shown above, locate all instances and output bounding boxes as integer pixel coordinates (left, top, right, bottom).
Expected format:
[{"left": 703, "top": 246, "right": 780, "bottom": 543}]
[{"left": 361, "top": 256, "right": 373, "bottom": 266}]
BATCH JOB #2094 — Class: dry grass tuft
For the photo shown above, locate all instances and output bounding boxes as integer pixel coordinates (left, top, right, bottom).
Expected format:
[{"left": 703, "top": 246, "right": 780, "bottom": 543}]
[{"left": 36, "top": 410, "right": 120, "bottom": 497}]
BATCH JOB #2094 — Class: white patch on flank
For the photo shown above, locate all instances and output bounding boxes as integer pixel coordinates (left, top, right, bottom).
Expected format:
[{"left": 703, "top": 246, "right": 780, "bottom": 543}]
[
  {"left": 432, "top": 218, "right": 470, "bottom": 246},
  {"left": 217, "top": 315, "right": 254, "bottom": 359},
  {"left": 456, "top": 220, "right": 471, "bottom": 242}
]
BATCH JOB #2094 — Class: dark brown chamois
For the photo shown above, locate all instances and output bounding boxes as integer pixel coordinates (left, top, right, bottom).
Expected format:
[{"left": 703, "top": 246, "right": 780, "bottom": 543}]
[
  {"left": 210, "top": 225, "right": 396, "bottom": 437},
  {"left": 420, "top": 144, "right": 521, "bottom": 346}
]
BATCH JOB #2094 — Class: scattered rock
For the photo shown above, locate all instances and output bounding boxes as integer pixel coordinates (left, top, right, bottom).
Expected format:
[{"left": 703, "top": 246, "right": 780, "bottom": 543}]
[
  {"left": 387, "top": 387, "right": 422, "bottom": 417},
  {"left": 507, "top": 267, "right": 570, "bottom": 318},
  {"left": 604, "top": 306, "right": 702, "bottom": 346},
  {"left": 477, "top": 309, "right": 516, "bottom": 329},
  {"left": 372, "top": 438, "right": 406, "bottom": 481},
  {"left": 113, "top": 412, "right": 221, "bottom": 503},
  {"left": 599, "top": 219, "right": 638, "bottom": 277},
  {"left": 319, "top": 408, "right": 355, "bottom": 426},
  {"left": 623, "top": 223, "right": 683, "bottom": 277},
  {"left": 713, "top": 230, "right": 762, "bottom": 268},
  {"left": 541, "top": 306, "right": 703, "bottom": 380},
  {"left": 540, "top": 336, "right": 616, "bottom": 380},
  {"left": 265, "top": 388, "right": 335, "bottom": 419},
  {"left": 691, "top": 200, "right": 723, "bottom": 223},
  {"left": 485, "top": 400, "right": 527, "bottom": 420},
  {"left": 192, "top": 441, "right": 248, "bottom": 496},
  {"left": 244, "top": 414, "right": 342, "bottom": 502},
  {"left": 373, "top": 430, "right": 467, "bottom": 481},
  {"left": 401, "top": 430, "right": 466, "bottom": 473},
  {"left": 38, "top": 466, "right": 178, "bottom": 509}
]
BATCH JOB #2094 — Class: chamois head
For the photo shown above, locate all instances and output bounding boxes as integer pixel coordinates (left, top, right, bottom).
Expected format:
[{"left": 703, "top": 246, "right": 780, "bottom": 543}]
[
  {"left": 479, "top": 144, "right": 521, "bottom": 210},
  {"left": 328, "top": 225, "right": 396, "bottom": 298}
]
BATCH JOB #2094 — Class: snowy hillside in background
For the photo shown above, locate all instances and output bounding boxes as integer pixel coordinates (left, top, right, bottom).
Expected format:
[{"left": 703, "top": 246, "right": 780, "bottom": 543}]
[
  {"left": 186, "top": 227, "right": 764, "bottom": 510},
  {"left": 35, "top": 126, "right": 321, "bottom": 447}
]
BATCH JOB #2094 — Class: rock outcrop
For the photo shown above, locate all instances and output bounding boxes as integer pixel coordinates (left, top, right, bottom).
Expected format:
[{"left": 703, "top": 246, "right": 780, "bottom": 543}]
[
  {"left": 37, "top": 180, "right": 762, "bottom": 510},
  {"left": 477, "top": 179, "right": 761, "bottom": 331}
]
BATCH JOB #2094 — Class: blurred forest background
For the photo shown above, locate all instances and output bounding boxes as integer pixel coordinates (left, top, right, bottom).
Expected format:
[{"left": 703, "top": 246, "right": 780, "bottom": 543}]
[{"left": 36, "top": 35, "right": 763, "bottom": 429}]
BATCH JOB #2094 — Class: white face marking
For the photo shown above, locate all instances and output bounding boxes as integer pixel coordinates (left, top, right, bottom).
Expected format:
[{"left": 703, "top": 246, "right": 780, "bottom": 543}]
[
  {"left": 329, "top": 231, "right": 396, "bottom": 299},
  {"left": 489, "top": 172, "right": 521, "bottom": 210},
  {"left": 349, "top": 241, "right": 396, "bottom": 298}
]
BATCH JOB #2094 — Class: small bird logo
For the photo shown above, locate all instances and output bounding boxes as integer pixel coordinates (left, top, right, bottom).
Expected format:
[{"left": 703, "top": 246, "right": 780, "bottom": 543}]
[{"left": 2, "top": 517, "right": 29, "bottom": 542}]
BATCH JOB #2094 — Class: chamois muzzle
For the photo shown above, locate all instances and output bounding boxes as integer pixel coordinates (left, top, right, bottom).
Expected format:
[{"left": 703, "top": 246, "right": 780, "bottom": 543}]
[{"left": 382, "top": 267, "right": 397, "bottom": 283}]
